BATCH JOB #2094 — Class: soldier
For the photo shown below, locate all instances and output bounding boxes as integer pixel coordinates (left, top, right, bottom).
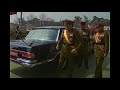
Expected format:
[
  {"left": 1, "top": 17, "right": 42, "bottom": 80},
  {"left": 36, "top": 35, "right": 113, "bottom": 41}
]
[
  {"left": 92, "top": 22, "right": 109, "bottom": 78},
  {"left": 77, "top": 21, "right": 90, "bottom": 69},
  {"left": 16, "top": 26, "right": 21, "bottom": 40},
  {"left": 90, "top": 25, "right": 97, "bottom": 53},
  {"left": 56, "top": 19, "right": 81, "bottom": 78}
]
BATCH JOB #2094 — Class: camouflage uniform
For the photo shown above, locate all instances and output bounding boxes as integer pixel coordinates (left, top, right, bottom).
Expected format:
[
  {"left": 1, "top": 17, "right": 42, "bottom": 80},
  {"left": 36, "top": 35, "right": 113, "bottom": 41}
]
[
  {"left": 90, "top": 27, "right": 97, "bottom": 49},
  {"left": 16, "top": 26, "right": 21, "bottom": 40},
  {"left": 93, "top": 23, "right": 109, "bottom": 78},
  {"left": 77, "top": 22, "right": 90, "bottom": 69},
  {"left": 56, "top": 20, "right": 81, "bottom": 77}
]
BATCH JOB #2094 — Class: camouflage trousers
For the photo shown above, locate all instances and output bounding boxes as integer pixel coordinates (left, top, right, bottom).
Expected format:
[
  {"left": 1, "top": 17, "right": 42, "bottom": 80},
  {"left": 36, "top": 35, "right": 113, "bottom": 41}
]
[
  {"left": 95, "top": 56, "right": 104, "bottom": 78},
  {"left": 56, "top": 45, "right": 76, "bottom": 78},
  {"left": 77, "top": 47, "right": 89, "bottom": 68},
  {"left": 77, "top": 53, "right": 89, "bottom": 68}
]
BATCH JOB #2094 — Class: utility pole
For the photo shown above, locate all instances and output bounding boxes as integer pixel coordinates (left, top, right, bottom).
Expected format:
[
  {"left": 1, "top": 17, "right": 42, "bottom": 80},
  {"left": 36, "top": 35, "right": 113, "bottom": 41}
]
[{"left": 20, "top": 12, "right": 22, "bottom": 31}]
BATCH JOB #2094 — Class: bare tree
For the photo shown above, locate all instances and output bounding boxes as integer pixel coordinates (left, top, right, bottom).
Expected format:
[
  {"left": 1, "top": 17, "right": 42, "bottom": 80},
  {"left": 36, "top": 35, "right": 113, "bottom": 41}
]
[
  {"left": 39, "top": 13, "right": 55, "bottom": 26},
  {"left": 14, "top": 19, "right": 19, "bottom": 24},
  {"left": 75, "top": 16, "right": 82, "bottom": 22},
  {"left": 39, "top": 13, "right": 47, "bottom": 26},
  {"left": 39, "top": 13, "right": 47, "bottom": 21},
  {"left": 26, "top": 14, "right": 37, "bottom": 21},
  {"left": 83, "top": 15, "right": 90, "bottom": 27},
  {"left": 26, "top": 14, "right": 38, "bottom": 27},
  {"left": 74, "top": 16, "right": 82, "bottom": 28},
  {"left": 27, "top": 14, "right": 37, "bottom": 21}
]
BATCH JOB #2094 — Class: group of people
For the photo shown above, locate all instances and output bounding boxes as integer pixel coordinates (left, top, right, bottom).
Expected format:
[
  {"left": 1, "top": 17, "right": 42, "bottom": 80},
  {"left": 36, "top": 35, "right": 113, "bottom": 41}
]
[{"left": 56, "top": 19, "right": 109, "bottom": 78}]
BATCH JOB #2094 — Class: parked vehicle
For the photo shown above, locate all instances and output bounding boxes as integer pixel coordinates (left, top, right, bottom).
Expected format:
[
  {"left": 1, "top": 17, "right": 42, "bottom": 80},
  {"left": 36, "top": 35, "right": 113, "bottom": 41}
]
[{"left": 10, "top": 26, "right": 65, "bottom": 67}]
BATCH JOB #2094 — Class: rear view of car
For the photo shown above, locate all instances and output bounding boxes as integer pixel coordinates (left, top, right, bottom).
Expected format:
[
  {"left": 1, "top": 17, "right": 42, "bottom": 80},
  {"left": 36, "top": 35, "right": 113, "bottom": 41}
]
[{"left": 10, "top": 26, "right": 65, "bottom": 67}]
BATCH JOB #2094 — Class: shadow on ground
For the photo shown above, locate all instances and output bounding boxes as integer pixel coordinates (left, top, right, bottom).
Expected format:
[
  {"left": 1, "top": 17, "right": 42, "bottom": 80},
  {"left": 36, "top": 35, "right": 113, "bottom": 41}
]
[
  {"left": 10, "top": 60, "right": 58, "bottom": 78},
  {"left": 10, "top": 53, "right": 110, "bottom": 78},
  {"left": 72, "top": 53, "right": 110, "bottom": 78}
]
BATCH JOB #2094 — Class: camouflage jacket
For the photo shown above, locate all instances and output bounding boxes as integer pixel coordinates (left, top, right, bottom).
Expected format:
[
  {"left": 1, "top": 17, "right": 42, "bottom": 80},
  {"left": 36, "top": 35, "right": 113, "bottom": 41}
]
[
  {"left": 57, "top": 28, "right": 81, "bottom": 52},
  {"left": 78, "top": 29, "right": 90, "bottom": 47},
  {"left": 93, "top": 31, "right": 109, "bottom": 57}
]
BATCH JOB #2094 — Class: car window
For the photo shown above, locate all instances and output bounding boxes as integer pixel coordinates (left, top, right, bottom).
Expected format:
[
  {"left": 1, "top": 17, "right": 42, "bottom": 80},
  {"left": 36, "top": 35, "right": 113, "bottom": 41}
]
[{"left": 25, "top": 29, "right": 59, "bottom": 41}]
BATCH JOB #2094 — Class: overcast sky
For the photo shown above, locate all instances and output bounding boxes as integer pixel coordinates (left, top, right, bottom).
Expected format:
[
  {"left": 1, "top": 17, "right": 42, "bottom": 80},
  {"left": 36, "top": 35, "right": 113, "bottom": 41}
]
[{"left": 10, "top": 12, "right": 110, "bottom": 23}]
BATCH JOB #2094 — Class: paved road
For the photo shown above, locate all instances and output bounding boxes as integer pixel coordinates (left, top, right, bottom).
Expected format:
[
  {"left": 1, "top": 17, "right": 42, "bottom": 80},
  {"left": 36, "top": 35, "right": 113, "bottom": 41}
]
[{"left": 10, "top": 53, "right": 110, "bottom": 78}]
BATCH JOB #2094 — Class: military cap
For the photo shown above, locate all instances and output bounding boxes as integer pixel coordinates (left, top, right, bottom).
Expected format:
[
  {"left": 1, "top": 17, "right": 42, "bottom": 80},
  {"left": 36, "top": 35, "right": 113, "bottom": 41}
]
[
  {"left": 96, "top": 22, "right": 104, "bottom": 28},
  {"left": 80, "top": 21, "right": 86, "bottom": 25},
  {"left": 65, "top": 19, "right": 74, "bottom": 25}
]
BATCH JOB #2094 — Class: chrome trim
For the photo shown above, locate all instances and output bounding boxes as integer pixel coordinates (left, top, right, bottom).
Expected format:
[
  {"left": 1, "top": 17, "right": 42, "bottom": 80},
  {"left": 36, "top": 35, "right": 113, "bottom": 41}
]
[
  {"left": 10, "top": 58, "right": 32, "bottom": 63},
  {"left": 56, "top": 29, "right": 60, "bottom": 42},
  {"left": 30, "top": 59, "right": 54, "bottom": 67},
  {"left": 10, "top": 43, "right": 31, "bottom": 48},
  {"left": 10, "top": 58, "right": 18, "bottom": 62},
  {"left": 17, "top": 58, "right": 31, "bottom": 63},
  {"left": 10, "top": 58, "right": 54, "bottom": 67}
]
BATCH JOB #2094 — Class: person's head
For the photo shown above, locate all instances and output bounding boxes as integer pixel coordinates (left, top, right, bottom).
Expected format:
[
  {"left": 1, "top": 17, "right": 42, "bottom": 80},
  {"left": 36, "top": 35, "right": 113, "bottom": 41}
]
[
  {"left": 80, "top": 21, "right": 86, "bottom": 29},
  {"left": 65, "top": 19, "right": 74, "bottom": 30},
  {"left": 96, "top": 22, "right": 104, "bottom": 32}
]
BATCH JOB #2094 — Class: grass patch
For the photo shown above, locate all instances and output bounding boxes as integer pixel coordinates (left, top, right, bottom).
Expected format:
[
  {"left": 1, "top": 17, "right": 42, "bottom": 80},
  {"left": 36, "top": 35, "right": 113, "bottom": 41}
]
[
  {"left": 10, "top": 72, "right": 21, "bottom": 78},
  {"left": 10, "top": 61, "right": 22, "bottom": 70}
]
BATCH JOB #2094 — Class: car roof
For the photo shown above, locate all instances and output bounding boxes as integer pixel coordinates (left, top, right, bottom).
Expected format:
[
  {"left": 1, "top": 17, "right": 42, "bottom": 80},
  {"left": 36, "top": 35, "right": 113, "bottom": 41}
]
[{"left": 33, "top": 26, "right": 66, "bottom": 30}]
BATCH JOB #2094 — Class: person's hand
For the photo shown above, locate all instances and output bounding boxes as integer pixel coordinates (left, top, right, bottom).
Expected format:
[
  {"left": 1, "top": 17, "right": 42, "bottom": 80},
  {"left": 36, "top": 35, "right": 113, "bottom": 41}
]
[
  {"left": 56, "top": 45, "right": 59, "bottom": 50},
  {"left": 104, "top": 53, "right": 107, "bottom": 57},
  {"left": 71, "top": 49, "right": 77, "bottom": 54}
]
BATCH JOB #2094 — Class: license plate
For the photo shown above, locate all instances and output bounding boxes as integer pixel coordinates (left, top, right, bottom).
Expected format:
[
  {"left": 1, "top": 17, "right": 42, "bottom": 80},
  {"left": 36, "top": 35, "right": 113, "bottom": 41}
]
[{"left": 10, "top": 52, "right": 18, "bottom": 56}]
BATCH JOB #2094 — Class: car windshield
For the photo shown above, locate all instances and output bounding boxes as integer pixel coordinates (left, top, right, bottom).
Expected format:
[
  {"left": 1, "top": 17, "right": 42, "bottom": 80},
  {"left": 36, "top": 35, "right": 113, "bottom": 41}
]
[{"left": 25, "top": 29, "right": 59, "bottom": 41}]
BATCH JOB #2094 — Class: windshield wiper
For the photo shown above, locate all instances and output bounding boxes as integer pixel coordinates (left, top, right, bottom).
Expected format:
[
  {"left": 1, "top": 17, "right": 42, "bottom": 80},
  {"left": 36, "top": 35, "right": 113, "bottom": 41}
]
[{"left": 21, "top": 39, "right": 31, "bottom": 47}]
